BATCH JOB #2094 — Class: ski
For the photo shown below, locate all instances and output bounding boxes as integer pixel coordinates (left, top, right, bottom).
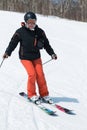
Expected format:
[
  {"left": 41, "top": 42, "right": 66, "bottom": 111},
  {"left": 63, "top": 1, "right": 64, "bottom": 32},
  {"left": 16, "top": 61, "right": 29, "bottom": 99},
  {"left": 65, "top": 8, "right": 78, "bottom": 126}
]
[
  {"left": 56, "top": 104, "right": 75, "bottom": 115},
  {"left": 19, "top": 92, "right": 57, "bottom": 116},
  {"left": 43, "top": 101, "right": 76, "bottom": 115},
  {"left": 51, "top": 103, "right": 75, "bottom": 115}
]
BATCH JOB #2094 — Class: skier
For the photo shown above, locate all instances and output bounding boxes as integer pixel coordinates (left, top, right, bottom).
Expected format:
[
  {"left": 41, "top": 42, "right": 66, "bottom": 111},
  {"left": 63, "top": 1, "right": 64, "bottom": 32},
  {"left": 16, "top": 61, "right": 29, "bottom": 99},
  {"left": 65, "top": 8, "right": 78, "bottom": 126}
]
[{"left": 3, "top": 12, "right": 57, "bottom": 104}]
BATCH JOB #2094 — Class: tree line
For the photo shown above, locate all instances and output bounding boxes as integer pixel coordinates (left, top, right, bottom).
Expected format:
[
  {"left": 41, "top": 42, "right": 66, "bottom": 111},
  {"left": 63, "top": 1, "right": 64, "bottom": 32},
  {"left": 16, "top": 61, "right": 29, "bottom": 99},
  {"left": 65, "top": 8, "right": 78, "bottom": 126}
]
[{"left": 0, "top": 0, "right": 87, "bottom": 22}]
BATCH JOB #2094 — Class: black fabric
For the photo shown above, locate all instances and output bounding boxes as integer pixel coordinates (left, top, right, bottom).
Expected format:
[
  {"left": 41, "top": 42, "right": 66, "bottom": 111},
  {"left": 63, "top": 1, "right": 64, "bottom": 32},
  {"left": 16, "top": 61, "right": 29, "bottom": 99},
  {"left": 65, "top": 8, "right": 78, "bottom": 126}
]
[{"left": 5, "top": 25, "right": 55, "bottom": 60}]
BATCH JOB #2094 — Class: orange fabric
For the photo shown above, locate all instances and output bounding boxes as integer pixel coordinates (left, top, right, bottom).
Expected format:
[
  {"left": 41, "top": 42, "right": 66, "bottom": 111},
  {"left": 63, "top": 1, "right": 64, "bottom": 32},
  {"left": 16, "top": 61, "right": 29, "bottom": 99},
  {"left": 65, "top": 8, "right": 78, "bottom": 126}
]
[{"left": 21, "top": 58, "right": 49, "bottom": 98}]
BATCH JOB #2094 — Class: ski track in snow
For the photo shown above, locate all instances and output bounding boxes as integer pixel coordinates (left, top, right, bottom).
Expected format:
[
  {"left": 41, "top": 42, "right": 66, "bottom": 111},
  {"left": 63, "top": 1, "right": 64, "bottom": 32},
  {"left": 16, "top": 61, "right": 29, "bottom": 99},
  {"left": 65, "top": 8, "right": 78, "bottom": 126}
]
[{"left": 0, "top": 11, "right": 87, "bottom": 130}]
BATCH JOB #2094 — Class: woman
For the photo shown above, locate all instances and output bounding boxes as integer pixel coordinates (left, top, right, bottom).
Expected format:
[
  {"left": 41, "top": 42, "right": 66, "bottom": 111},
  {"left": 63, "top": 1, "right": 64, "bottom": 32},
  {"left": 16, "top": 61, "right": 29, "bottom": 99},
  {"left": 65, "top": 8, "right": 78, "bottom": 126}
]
[{"left": 3, "top": 12, "right": 57, "bottom": 104}]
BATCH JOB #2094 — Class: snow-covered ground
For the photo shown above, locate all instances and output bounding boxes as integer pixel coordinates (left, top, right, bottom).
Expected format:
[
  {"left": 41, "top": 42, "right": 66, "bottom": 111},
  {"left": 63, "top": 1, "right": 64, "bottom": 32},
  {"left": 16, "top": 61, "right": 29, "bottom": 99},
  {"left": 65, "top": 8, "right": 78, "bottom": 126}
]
[{"left": 0, "top": 10, "right": 87, "bottom": 130}]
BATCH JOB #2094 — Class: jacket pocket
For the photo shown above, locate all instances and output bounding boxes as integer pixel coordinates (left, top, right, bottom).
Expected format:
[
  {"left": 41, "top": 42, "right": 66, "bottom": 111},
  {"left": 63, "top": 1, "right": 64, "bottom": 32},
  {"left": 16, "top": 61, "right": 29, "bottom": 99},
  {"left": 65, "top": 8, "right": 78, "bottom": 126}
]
[{"left": 20, "top": 46, "right": 24, "bottom": 56}]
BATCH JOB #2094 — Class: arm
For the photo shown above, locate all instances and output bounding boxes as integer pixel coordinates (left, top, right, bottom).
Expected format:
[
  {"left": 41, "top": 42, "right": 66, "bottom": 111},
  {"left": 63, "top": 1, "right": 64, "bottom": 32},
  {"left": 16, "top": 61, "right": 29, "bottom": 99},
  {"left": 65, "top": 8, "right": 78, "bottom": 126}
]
[
  {"left": 3, "top": 32, "right": 20, "bottom": 58},
  {"left": 42, "top": 31, "right": 57, "bottom": 59}
]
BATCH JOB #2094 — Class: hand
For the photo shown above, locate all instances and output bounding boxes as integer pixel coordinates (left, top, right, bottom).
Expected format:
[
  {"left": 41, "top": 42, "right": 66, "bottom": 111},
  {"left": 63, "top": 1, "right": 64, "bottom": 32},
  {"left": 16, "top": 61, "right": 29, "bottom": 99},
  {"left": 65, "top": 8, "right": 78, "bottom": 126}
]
[
  {"left": 51, "top": 54, "right": 57, "bottom": 60},
  {"left": 3, "top": 53, "right": 9, "bottom": 59}
]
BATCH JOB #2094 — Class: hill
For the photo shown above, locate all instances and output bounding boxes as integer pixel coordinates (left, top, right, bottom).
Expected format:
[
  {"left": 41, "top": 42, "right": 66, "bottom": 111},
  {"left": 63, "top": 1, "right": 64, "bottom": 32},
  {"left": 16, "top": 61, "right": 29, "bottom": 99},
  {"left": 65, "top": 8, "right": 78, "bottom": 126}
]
[{"left": 0, "top": 11, "right": 87, "bottom": 130}]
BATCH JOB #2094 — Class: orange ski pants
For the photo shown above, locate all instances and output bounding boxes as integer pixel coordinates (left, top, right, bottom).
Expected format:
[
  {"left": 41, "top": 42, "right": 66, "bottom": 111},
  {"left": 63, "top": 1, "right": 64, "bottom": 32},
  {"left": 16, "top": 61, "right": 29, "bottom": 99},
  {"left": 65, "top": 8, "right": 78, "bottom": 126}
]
[{"left": 21, "top": 58, "right": 49, "bottom": 98}]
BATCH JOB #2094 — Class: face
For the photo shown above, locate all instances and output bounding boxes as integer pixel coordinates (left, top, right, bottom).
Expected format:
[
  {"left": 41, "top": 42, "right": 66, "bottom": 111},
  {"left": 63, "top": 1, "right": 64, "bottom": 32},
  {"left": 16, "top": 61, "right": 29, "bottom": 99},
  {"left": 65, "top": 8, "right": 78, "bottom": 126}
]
[{"left": 26, "top": 19, "right": 36, "bottom": 30}]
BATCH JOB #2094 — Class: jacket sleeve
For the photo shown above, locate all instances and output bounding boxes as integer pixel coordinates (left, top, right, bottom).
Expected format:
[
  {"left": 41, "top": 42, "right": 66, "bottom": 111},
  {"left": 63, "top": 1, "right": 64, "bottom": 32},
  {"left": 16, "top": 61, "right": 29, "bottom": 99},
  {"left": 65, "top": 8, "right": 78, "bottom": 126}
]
[
  {"left": 42, "top": 31, "right": 55, "bottom": 56},
  {"left": 5, "top": 32, "right": 20, "bottom": 56}
]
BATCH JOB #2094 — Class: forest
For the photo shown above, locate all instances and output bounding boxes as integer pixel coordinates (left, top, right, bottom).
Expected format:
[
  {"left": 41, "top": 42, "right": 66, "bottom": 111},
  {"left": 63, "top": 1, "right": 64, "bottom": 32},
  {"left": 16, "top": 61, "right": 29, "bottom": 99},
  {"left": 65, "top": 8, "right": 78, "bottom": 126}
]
[{"left": 0, "top": 0, "right": 87, "bottom": 22}]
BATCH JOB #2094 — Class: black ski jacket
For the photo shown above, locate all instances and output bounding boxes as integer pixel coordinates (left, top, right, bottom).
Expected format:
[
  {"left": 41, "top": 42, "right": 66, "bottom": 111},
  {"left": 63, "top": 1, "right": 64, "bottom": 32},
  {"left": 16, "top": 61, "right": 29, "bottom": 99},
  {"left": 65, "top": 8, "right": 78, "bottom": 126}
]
[{"left": 5, "top": 25, "right": 55, "bottom": 60}]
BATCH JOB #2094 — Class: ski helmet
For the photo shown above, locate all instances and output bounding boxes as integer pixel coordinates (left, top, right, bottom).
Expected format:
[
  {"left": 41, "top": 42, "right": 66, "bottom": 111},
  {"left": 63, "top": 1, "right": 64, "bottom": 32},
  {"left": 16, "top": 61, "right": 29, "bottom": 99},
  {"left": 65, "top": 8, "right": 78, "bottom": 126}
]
[{"left": 24, "top": 12, "right": 37, "bottom": 22}]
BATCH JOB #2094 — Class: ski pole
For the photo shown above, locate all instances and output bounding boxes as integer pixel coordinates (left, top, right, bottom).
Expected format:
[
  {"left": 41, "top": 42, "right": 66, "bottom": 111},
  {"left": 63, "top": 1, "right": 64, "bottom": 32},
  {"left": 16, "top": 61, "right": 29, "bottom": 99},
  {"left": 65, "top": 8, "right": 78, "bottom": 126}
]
[
  {"left": 0, "top": 58, "right": 5, "bottom": 68},
  {"left": 43, "top": 58, "right": 53, "bottom": 65}
]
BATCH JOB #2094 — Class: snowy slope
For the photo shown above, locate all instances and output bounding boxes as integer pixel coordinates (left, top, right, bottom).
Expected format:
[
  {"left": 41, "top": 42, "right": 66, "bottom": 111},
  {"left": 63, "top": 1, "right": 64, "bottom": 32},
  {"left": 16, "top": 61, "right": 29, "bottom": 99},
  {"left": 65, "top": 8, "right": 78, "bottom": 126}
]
[{"left": 0, "top": 11, "right": 87, "bottom": 130}]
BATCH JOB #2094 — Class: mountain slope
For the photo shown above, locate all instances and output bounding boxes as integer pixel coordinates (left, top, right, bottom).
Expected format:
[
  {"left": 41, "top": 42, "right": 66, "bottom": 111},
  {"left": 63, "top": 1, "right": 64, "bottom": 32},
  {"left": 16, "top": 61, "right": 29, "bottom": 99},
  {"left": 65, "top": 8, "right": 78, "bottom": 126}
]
[{"left": 0, "top": 11, "right": 87, "bottom": 130}]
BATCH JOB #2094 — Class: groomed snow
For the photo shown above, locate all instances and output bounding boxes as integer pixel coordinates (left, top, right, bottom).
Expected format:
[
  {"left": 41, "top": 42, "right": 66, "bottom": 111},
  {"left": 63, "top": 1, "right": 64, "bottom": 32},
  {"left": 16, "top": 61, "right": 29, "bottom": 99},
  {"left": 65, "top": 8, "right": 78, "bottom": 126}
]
[{"left": 0, "top": 11, "right": 87, "bottom": 130}]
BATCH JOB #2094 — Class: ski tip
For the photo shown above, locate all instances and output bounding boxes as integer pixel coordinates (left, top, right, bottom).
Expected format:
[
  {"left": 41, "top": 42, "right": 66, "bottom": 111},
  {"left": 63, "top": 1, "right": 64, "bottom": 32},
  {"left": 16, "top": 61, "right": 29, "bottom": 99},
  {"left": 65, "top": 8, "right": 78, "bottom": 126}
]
[
  {"left": 65, "top": 110, "right": 76, "bottom": 115},
  {"left": 63, "top": 108, "right": 76, "bottom": 115},
  {"left": 49, "top": 112, "right": 58, "bottom": 116},
  {"left": 19, "top": 92, "right": 25, "bottom": 96}
]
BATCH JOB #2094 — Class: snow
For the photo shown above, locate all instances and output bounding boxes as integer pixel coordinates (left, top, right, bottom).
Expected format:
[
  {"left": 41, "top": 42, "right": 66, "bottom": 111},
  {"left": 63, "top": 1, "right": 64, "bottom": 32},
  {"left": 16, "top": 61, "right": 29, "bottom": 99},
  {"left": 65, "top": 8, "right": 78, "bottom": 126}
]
[{"left": 0, "top": 10, "right": 87, "bottom": 130}]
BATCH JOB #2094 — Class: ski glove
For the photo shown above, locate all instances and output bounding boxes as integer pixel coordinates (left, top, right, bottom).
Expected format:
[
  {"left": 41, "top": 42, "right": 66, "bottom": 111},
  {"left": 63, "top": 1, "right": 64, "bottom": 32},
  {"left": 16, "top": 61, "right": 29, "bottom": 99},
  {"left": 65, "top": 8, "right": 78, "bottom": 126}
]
[
  {"left": 3, "top": 53, "right": 9, "bottom": 59},
  {"left": 51, "top": 54, "right": 57, "bottom": 60}
]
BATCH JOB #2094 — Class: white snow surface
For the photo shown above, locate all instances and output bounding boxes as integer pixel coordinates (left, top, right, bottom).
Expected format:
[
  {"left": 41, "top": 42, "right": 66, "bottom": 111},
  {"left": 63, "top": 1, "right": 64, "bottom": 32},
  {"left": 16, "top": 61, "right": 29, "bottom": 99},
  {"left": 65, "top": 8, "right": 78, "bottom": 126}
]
[{"left": 0, "top": 11, "right": 87, "bottom": 130}]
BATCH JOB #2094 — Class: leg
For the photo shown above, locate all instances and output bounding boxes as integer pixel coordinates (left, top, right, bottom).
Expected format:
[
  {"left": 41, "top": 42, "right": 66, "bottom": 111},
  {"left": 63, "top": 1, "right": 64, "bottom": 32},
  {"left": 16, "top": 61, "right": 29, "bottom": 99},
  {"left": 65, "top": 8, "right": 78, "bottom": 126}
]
[
  {"left": 21, "top": 60, "right": 36, "bottom": 98},
  {"left": 33, "top": 58, "right": 49, "bottom": 97}
]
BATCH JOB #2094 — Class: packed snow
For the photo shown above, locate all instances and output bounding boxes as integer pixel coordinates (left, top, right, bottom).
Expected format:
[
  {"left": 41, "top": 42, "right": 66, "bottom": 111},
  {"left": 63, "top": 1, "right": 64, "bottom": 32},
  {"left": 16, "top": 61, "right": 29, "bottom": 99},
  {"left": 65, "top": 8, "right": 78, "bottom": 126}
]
[{"left": 0, "top": 10, "right": 87, "bottom": 130}]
